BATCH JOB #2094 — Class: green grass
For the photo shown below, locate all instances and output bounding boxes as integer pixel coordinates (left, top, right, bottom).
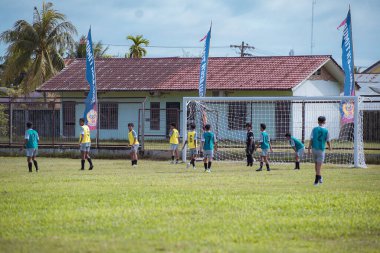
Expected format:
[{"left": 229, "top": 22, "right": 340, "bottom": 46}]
[{"left": 0, "top": 157, "right": 379, "bottom": 253}]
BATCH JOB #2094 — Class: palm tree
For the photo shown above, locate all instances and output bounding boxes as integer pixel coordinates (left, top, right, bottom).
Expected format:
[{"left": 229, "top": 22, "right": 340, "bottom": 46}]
[
  {"left": 0, "top": 1, "right": 77, "bottom": 93},
  {"left": 126, "top": 35, "right": 149, "bottom": 58},
  {"left": 69, "top": 35, "right": 110, "bottom": 58}
]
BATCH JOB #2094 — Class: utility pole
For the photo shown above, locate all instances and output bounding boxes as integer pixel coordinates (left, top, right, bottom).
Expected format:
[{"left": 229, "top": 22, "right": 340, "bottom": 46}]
[
  {"left": 310, "top": 0, "right": 316, "bottom": 55},
  {"left": 230, "top": 41, "right": 255, "bottom": 57}
]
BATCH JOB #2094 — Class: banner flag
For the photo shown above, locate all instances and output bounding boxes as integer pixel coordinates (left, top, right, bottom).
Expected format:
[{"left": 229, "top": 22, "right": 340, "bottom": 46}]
[
  {"left": 338, "top": 8, "right": 355, "bottom": 124},
  {"left": 83, "top": 27, "right": 98, "bottom": 130},
  {"left": 198, "top": 24, "right": 212, "bottom": 97}
]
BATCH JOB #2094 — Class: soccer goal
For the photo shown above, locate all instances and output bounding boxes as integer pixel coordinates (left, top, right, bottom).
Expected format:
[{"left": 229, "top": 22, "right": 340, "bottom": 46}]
[{"left": 182, "top": 96, "right": 366, "bottom": 168}]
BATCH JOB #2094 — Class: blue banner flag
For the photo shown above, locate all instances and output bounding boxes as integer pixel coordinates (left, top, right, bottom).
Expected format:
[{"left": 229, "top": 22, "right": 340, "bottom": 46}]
[
  {"left": 338, "top": 9, "right": 355, "bottom": 124},
  {"left": 198, "top": 25, "right": 212, "bottom": 97},
  {"left": 83, "top": 27, "right": 98, "bottom": 130}
]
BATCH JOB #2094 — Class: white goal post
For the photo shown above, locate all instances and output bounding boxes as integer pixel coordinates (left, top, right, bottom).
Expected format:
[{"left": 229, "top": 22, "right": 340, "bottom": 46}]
[{"left": 182, "top": 96, "right": 366, "bottom": 168}]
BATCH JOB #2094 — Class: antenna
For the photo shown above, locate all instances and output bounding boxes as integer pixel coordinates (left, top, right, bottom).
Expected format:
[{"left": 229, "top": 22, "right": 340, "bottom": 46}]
[{"left": 310, "top": 0, "right": 316, "bottom": 55}]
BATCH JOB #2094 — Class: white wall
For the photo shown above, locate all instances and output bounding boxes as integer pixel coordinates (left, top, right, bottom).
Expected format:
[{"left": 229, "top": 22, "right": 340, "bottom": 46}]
[
  {"left": 291, "top": 102, "right": 341, "bottom": 141},
  {"left": 293, "top": 80, "right": 341, "bottom": 97},
  {"left": 290, "top": 80, "right": 342, "bottom": 140},
  {"left": 73, "top": 101, "right": 143, "bottom": 141}
]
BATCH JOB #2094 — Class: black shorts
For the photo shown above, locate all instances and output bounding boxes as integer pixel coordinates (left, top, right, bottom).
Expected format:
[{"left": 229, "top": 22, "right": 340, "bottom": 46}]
[{"left": 246, "top": 146, "right": 254, "bottom": 155}]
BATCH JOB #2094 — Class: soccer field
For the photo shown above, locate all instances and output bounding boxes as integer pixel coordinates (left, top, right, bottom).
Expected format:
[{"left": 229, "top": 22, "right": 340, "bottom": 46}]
[{"left": 0, "top": 157, "right": 379, "bottom": 253}]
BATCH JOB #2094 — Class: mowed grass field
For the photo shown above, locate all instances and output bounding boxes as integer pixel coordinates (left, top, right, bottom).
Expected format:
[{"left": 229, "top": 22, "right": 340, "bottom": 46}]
[{"left": 0, "top": 157, "right": 379, "bottom": 253}]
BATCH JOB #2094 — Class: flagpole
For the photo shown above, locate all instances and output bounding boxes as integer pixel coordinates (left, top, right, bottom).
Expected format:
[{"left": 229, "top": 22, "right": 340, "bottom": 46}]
[
  {"left": 349, "top": 6, "right": 356, "bottom": 88},
  {"left": 92, "top": 26, "right": 99, "bottom": 148}
]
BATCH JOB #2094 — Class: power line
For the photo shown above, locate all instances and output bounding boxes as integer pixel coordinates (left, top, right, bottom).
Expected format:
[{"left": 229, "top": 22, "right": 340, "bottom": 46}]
[
  {"left": 100, "top": 43, "right": 230, "bottom": 49},
  {"left": 79, "top": 41, "right": 282, "bottom": 56}
]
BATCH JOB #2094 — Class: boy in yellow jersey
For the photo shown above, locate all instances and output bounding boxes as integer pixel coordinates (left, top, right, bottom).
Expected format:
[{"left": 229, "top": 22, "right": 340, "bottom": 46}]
[
  {"left": 79, "top": 118, "right": 93, "bottom": 170},
  {"left": 182, "top": 123, "right": 197, "bottom": 169},
  {"left": 169, "top": 122, "right": 180, "bottom": 164},
  {"left": 128, "top": 123, "right": 139, "bottom": 167}
]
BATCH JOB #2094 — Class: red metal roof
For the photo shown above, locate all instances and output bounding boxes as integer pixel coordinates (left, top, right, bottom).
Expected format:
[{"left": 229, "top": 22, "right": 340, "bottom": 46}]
[{"left": 38, "top": 56, "right": 333, "bottom": 92}]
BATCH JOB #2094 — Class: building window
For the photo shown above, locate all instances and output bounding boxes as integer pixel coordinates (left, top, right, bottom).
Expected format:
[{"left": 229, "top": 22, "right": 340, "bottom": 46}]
[
  {"left": 150, "top": 102, "right": 160, "bottom": 130},
  {"left": 228, "top": 102, "right": 247, "bottom": 130},
  {"left": 100, "top": 103, "right": 118, "bottom": 129},
  {"left": 212, "top": 91, "right": 219, "bottom": 97}
]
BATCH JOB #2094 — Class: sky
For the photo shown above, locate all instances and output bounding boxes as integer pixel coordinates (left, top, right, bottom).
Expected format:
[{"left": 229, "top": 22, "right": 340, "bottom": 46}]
[{"left": 0, "top": 0, "right": 379, "bottom": 69}]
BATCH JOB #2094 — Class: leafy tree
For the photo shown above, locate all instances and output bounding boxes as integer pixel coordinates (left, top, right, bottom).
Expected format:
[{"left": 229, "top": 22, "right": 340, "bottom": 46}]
[
  {"left": 126, "top": 35, "right": 149, "bottom": 58},
  {"left": 69, "top": 35, "right": 109, "bottom": 58},
  {"left": 0, "top": 1, "right": 77, "bottom": 93}
]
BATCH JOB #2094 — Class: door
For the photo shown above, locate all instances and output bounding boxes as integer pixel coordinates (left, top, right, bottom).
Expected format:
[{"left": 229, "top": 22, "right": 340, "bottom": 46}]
[
  {"left": 166, "top": 102, "right": 180, "bottom": 136},
  {"left": 63, "top": 102, "right": 76, "bottom": 137},
  {"left": 275, "top": 101, "right": 291, "bottom": 140}
]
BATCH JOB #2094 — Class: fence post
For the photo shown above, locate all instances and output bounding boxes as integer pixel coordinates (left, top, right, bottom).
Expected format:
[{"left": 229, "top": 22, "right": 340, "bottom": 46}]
[
  {"left": 52, "top": 102, "right": 55, "bottom": 148},
  {"left": 301, "top": 101, "right": 305, "bottom": 143},
  {"left": 182, "top": 98, "right": 188, "bottom": 162},
  {"left": 9, "top": 101, "right": 12, "bottom": 147},
  {"left": 141, "top": 99, "right": 146, "bottom": 151},
  {"left": 96, "top": 102, "right": 100, "bottom": 148}
]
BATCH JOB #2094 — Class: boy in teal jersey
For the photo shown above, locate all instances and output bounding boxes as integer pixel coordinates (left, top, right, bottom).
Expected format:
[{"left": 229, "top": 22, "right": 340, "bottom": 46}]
[
  {"left": 201, "top": 124, "right": 217, "bottom": 173},
  {"left": 256, "top": 123, "right": 273, "bottom": 171},
  {"left": 308, "top": 116, "right": 332, "bottom": 186},
  {"left": 21, "top": 122, "right": 39, "bottom": 172},
  {"left": 285, "top": 133, "right": 305, "bottom": 170}
]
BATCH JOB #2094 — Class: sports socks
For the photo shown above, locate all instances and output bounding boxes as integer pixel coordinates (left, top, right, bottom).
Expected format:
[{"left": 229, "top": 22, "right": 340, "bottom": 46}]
[
  {"left": 208, "top": 161, "right": 212, "bottom": 169},
  {"left": 81, "top": 159, "right": 85, "bottom": 170},
  {"left": 295, "top": 161, "right": 300, "bottom": 169},
  {"left": 33, "top": 160, "right": 38, "bottom": 170},
  {"left": 28, "top": 162, "right": 32, "bottom": 172},
  {"left": 190, "top": 158, "right": 195, "bottom": 167}
]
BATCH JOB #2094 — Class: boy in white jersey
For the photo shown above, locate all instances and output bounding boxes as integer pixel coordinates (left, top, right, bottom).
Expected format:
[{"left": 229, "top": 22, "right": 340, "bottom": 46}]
[
  {"left": 128, "top": 123, "right": 139, "bottom": 167},
  {"left": 182, "top": 123, "right": 197, "bottom": 169}
]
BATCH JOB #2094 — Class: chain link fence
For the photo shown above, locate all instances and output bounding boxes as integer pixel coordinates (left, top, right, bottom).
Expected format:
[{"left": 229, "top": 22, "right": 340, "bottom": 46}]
[{"left": 0, "top": 98, "right": 379, "bottom": 155}]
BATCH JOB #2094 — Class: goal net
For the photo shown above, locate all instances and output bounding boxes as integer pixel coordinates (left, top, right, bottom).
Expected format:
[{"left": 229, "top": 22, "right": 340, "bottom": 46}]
[{"left": 182, "top": 96, "right": 366, "bottom": 168}]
